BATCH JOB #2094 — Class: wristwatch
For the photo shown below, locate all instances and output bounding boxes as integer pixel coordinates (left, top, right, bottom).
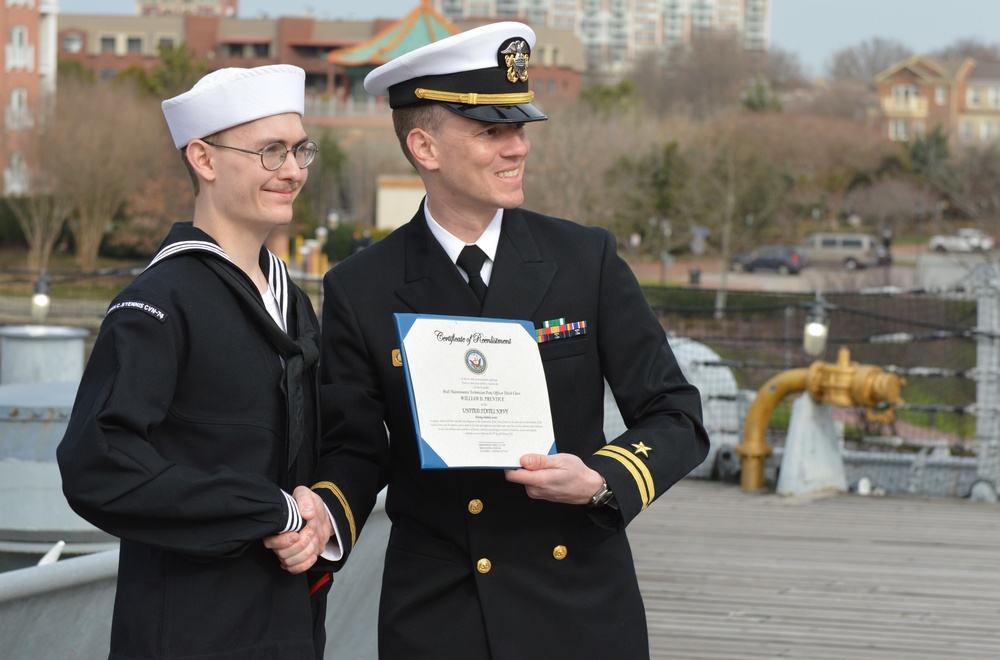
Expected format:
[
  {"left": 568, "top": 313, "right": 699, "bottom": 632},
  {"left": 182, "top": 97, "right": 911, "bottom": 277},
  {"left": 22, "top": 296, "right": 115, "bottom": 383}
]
[{"left": 588, "top": 480, "right": 614, "bottom": 508}]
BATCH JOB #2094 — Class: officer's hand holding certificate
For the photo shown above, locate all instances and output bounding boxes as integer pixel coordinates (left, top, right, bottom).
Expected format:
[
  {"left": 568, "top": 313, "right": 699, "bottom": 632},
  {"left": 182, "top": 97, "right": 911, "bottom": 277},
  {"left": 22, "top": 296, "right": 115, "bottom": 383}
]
[{"left": 394, "top": 313, "right": 556, "bottom": 468}]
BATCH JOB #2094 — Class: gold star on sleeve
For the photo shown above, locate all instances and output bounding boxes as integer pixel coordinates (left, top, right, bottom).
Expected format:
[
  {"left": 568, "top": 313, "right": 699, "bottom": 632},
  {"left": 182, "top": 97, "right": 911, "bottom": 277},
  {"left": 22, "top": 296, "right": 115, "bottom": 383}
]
[{"left": 631, "top": 442, "right": 651, "bottom": 458}]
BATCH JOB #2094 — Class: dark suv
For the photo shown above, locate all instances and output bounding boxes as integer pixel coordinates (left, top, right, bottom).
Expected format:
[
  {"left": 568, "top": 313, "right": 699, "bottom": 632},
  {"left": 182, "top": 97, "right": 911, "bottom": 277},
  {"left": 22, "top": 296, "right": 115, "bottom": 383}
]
[{"left": 730, "top": 244, "right": 805, "bottom": 275}]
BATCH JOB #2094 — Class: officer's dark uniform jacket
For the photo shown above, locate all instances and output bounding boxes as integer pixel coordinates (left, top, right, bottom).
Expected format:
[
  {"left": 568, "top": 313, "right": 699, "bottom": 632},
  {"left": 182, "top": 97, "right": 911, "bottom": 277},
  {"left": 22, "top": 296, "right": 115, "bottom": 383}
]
[
  {"left": 57, "top": 223, "right": 326, "bottom": 660},
  {"left": 316, "top": 206, "right": 710, "bottom": 659}
]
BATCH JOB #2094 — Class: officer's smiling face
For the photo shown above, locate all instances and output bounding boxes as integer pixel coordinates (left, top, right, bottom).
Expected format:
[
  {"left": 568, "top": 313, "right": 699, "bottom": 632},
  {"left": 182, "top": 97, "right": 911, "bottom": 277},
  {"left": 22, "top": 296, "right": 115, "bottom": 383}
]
[{"left": 427, "top": 110, "right": 530, "bottom": 220}]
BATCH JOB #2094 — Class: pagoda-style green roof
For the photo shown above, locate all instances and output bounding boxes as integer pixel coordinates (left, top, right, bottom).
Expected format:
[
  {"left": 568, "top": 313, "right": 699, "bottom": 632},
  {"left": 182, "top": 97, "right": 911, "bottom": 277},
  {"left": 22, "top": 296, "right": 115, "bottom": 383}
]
[{"left": 328, "top": 0, "right": 459, "bottom": 67}]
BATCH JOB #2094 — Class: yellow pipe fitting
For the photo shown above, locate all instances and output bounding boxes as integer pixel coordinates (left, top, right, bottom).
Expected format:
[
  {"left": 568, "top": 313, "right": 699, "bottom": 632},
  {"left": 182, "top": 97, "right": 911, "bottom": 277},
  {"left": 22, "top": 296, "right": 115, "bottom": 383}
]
[
  {"left": 736, "top": 368, "right": 807, "bottom": 492},
  {"left": 736, "top": 347, "right": 905, "bottom": 492}
]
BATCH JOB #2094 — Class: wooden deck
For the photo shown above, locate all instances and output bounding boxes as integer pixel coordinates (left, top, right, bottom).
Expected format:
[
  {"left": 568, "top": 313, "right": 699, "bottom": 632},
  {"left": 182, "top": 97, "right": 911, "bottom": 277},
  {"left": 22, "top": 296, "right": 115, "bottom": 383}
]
[{"left": 632, "top": 479, "right": 1000, "bottom": 659}]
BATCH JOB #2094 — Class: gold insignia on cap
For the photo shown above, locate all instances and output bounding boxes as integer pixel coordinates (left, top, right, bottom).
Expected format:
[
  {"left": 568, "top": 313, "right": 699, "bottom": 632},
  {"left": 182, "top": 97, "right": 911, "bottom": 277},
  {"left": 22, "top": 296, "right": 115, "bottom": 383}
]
[
  {"left": 392, "top": 349, "right": 402, "bottom": 367},
  {"left": 414, "top": 89, "right": 534, "bottom": 105},
  {"left": 501, "top": 39, "right": 530, "bottom": 83},
  {"left": 632, "top": 442, "right": 652, "bottom": 458}
]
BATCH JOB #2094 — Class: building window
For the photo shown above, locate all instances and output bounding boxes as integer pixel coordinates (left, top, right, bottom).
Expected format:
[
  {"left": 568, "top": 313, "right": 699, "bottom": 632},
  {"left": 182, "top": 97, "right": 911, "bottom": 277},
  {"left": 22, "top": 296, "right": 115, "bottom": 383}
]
[
  {"left": 227, "top": 43, "right": 242, "bottom": 57},
  {"left": 6, "top": 25, "right": 33, "bottom": 71},
  {"left": 980, "top": 121, "right": 1000, "bottom": 142},
  {"left": 892, "top": 84, "right": 919, "bottom": 102},
  {"left": 253, "top": 43, "right": 269, "bottom": 58},
  {"left": 127, "top": 37, "right": 142, "bottom": 54},
  {"left": 158, "top": 37, "right": 175, "bottom": 50},
  {"left": 968, "top": 87, "right": 982, "bottom": 106},
  {"left": 889, "top": 119, "right": 909, "bottom": 141},
  {"left": 960, "top": 120, "right": 973, "bottom": 141},
  {"left": 4, "top": 151, "right": 29, "bottom": 196},
  {"left": 935, "top": 86, "right": 946, "bottom": 105},
  {"left": 990, "top": 87, "right": 1000, "bottom": 108},
  {"left": 100, "top": 36, "right": 116, "bottom": 54},
  {"left": 63, "top": 33, "right": 84, "bottom": 54},
  {"left": 6, "top": 87, "right": 32, "bottom": 131}
]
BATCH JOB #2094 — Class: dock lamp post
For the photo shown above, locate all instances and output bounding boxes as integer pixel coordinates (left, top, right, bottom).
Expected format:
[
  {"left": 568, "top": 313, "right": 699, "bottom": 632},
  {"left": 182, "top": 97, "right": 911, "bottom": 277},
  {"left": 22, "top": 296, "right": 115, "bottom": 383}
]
[
  {"left": 803, "top": 295, "right": 830, "bottom": 357},
  {"left": 30, "top": 272, "right": 51, "bottom": 323}
]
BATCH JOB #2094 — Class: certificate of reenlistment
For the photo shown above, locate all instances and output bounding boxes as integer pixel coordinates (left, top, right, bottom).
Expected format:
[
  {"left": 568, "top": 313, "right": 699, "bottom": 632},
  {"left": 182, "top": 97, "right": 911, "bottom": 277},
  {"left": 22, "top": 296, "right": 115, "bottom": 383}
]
[{"left": 394, "top": 313, "right": 557, "bottom": 468}]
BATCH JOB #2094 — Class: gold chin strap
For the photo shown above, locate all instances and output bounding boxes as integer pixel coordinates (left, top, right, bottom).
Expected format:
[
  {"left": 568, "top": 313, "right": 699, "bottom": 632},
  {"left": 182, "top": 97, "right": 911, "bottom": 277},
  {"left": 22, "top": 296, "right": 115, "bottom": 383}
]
[{"left": 414, "top": 88, "right": 535, "bottom": 105}]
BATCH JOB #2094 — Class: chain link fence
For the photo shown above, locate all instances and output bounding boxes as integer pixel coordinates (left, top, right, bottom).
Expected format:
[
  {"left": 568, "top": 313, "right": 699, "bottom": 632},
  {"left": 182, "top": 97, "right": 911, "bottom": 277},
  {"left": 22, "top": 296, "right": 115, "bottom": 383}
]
[{"left": 645, "top": 285, "right": 989, "bottom": 497}]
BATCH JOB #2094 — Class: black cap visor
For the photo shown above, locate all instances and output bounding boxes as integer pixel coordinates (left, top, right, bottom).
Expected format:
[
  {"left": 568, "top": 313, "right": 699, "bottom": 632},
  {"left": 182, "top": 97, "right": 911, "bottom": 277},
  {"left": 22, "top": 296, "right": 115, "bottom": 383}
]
[{"left": 440, "top": 102, "right": 548, "bottom": 123}]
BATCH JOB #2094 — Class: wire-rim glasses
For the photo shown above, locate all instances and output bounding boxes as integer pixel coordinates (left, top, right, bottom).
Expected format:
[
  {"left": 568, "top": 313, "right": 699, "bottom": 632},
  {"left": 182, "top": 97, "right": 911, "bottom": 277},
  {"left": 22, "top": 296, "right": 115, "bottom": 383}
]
[{"left": 202, "top": 139, "right": 319, "bottom": 171}]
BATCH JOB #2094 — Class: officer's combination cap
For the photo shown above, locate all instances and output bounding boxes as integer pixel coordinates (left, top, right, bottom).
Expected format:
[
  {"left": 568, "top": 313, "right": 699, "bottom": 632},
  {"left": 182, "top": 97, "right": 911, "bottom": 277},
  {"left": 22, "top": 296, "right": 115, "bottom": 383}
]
[
  {"left": 364, "top": 21, "right": 547, "bottom": 124},
  {"left": 162, "top": 64, "right": 306, "bottom": 149}
]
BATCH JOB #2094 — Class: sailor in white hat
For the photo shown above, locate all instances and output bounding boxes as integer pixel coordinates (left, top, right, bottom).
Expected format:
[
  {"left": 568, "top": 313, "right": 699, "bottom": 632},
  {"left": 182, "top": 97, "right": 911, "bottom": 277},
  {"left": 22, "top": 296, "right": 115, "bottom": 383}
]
[
  {"left": 316, "top": 20, "right": 709, "bottom": 660},
  {"left": 58, "top": 65, "right": 338, "bottom": 659}
]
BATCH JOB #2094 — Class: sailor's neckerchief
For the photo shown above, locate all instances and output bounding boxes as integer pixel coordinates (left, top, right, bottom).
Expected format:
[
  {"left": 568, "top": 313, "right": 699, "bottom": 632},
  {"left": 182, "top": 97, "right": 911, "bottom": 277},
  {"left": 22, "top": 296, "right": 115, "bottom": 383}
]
[{"left": 144, "top": 235, "right": 319, "bottom": 472}]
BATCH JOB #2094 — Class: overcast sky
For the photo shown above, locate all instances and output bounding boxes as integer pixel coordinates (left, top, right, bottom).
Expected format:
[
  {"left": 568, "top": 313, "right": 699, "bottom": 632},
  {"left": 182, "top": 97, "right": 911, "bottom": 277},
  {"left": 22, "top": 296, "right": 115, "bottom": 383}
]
[{"left": 58, "top": 0, "right": 1000, "bottom": 79}]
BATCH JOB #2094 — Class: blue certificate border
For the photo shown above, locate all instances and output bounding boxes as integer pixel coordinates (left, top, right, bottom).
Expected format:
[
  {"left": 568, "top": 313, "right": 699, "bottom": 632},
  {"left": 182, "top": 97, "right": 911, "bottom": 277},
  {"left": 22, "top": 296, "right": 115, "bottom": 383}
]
[{"left": 393, "top": 312, "right": 555, "bottom": 469}]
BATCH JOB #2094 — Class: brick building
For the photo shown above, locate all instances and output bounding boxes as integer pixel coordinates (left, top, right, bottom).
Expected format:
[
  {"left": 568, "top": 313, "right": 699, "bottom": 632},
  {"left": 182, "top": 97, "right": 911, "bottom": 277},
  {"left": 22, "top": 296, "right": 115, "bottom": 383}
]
[
  {"left": 56, "top": 9, "right": 584, "bottom": 113},
  {"left": 874, "top": 55, "right": 1000, "bottom": 147},
  {"left": 1, "top": 0, "right": 58, "bottom": 196}
]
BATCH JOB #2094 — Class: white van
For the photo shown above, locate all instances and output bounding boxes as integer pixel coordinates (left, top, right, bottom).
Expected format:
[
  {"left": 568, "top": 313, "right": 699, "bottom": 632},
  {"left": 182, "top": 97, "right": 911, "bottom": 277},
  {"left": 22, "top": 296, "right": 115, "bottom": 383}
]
[{"left": 802, "top": 233, "right": 884, "bottom": 270}]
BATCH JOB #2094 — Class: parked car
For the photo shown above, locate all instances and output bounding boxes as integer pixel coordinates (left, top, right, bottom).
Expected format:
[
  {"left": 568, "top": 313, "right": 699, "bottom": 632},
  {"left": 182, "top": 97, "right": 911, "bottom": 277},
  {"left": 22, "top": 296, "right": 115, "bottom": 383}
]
[
  {"left": 802, "top": 232, "right": 883, "bottom": 270},
  {"left": 928, "top": 228, "right": 995, "bottom": 252},
  {"left": 730, "top": 244, "right": 806, "bottom": 275}
]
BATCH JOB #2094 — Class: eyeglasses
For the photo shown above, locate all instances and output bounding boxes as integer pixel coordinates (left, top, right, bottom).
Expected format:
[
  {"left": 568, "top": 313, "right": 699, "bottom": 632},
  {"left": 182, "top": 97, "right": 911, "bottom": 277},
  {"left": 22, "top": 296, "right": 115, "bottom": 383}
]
[{"left": 202, "top": 140, "right": 319, "bottom": 171}]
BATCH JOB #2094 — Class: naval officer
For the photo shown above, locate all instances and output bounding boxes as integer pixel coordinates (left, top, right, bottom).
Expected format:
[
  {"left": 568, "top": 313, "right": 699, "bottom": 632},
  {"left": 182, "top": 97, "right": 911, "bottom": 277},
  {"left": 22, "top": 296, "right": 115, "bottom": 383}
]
[{"left": 304, "top": 22, "right": 710, "bottom": 659}]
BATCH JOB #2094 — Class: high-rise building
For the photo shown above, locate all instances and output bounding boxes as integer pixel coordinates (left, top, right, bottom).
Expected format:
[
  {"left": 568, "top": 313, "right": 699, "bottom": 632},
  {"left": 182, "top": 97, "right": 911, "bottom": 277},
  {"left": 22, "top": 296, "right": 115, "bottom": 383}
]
[{"left": 433, "top": 0, "right": 769, "bottom": 75}]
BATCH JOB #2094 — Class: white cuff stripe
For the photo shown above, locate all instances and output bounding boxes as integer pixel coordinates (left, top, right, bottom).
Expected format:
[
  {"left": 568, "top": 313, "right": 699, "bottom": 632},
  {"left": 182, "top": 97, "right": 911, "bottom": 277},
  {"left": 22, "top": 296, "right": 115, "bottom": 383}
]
[{"left": 281, "top": 490, "right": 304, "bottom": 532}]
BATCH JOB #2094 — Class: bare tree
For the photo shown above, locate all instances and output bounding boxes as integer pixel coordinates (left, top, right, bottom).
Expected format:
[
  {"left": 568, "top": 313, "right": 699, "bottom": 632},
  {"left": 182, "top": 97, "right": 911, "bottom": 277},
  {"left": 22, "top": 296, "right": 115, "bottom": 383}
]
[
  {"left": 4, "top": 184, "right": 74, "bottom": 274},
  {"left": 522, "top": 102, "right": 668, "bottom": 230},
  {"left": 631, "top": 34, "right": 757, "bottom": 118},
  {"left": 844, "top": 178, "right": 940, "bottom": 236},
  {"left": 794, "top": 78, "right": 874, "bottom": 121},
  {"left": 932, "top": 38, "right": 1000, "bottom": 62},
  {"left": 339, "top": 131, "right": 411, "bottom": 227},
  {"left": 738, "top": 112, "right": 894, "bottom": 230},
  {"left": 49, "top": 77, "right": 164, "bottom": 271},
  {"left": 679, "top": 115, "right": 793, "bottom": 315},
  {"left": 956, "top": 143, "right": 1000, "bottom": 222},
  {"left": 762, "top": 47, "right": 808, "bottom": 91},
  {"left": 4, "top": 118, "right": 74, "bottom": 273},
  {"left": 826, "top": 37, "right": 912, "bottom": 87}
]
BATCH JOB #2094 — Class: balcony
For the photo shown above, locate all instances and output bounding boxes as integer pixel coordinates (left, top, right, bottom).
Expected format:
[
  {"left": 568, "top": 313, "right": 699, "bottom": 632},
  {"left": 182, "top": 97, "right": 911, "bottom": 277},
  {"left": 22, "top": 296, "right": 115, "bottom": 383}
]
[
  {"left": 5, "top": 108, "right": 34, "bottom": 132},
  {"left": 880, "top": 96, "right": 928, "bottom": 117},
  {"left": 4, "top": 45, "right": 35, "bottom": 72}
]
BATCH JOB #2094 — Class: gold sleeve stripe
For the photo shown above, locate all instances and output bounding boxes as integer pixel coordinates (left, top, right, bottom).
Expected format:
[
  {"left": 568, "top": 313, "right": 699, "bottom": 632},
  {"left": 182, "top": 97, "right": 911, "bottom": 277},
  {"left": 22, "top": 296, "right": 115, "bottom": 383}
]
[
  {"left": 414, "top": 88, "right": 535, "bottom": 105},
  {"left": 595, "top": 445, "right": 655, "bottom": 509},
  {"left": 311, "top": 481, "right": 357, "bottom": 548}
]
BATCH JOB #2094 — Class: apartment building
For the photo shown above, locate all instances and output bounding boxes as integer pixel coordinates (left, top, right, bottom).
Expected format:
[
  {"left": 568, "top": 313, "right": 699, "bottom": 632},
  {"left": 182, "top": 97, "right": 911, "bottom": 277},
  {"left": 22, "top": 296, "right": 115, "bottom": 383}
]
[
  {"left": 1, "top": 0, "right": 57, "bottom": 196},
  {"left": 434, "top": 0, "right": 769, "bottom": 75},
  {"left": 873, "top": 55, "right": 1000, "bottom": 147}
]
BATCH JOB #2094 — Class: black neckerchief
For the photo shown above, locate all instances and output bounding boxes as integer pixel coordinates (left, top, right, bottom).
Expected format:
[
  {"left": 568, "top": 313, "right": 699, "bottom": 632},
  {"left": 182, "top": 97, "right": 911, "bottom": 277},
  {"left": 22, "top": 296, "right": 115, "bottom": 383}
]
[{"left": 146, "top": 234, "right": 319, "bottom": 471}]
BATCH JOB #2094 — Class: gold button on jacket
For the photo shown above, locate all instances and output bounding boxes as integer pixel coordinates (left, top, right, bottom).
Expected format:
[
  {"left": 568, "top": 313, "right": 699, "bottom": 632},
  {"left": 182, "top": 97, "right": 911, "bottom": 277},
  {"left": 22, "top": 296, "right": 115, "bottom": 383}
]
[
  {"left": 476, "top": 558, "right": 492, "bottom": 574},
  {"left": 468, "top": 499, "right": 483, "bottom": 514},
  {"left": 552, "top": 545, "right": 568, "bottom": 560}
]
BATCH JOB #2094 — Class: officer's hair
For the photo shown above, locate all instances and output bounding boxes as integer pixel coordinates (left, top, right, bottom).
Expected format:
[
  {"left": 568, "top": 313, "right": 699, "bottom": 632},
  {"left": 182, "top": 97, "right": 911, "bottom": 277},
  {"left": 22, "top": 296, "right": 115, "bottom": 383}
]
[
  {"left": 393, "top": 104, "right": 446, "bottom": 168},
  {"left": 179, "top": 130, "right": 224, "bottom": 196}
]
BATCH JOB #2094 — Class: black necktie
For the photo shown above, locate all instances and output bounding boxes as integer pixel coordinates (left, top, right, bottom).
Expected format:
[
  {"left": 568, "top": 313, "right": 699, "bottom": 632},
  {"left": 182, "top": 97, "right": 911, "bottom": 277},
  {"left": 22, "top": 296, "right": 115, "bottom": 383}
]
[{"left": 457, "top": 244, "right": 488, "bottom": 305}]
